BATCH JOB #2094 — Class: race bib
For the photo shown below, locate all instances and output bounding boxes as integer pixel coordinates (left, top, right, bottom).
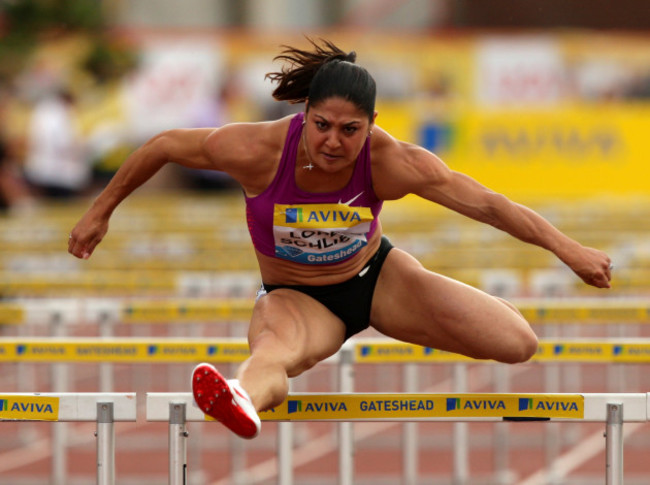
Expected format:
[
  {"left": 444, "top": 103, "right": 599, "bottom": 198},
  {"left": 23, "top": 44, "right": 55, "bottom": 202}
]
[{"left": 273, "top": 202, "right": 374, "bottom": 264}]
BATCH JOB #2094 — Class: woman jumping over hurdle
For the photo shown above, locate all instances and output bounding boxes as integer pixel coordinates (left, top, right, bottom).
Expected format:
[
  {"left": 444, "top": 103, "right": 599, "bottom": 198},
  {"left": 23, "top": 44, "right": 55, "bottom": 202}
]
[{"left": 68, "top": 38, "right": 613, "bottom": 439}]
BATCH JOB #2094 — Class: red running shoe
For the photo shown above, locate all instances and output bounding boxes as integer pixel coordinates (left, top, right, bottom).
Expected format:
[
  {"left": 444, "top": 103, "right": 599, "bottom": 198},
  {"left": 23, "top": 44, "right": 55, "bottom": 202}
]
[{"left": 191, "top": 363, "right": 261, "bottom": 439}]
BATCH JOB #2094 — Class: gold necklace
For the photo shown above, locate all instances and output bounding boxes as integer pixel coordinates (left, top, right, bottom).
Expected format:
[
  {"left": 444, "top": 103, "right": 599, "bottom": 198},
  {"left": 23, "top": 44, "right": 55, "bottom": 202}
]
[{"left": 301, "top": 131, "right": 315, "bottom": 170}]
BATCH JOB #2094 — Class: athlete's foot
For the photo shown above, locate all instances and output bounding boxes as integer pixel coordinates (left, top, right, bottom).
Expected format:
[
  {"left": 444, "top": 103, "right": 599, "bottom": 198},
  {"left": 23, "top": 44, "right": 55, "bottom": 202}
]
[{"left": 191, "top": 363, "right": 261, "bottom": 439}]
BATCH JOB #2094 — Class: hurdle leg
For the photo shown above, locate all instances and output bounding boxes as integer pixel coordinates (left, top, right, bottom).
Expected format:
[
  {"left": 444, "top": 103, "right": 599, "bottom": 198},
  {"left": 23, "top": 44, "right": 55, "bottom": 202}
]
[
  {"left": 188, "top": 323, "right": 207, "bottom": 485},
  {"left": 17, "top": 320, "right": 38, "bottom": 445},
  {"left": 278, "top": 379, "right": 294, "bottom": 485},
  {"left": 98, "top": 313, "right": 114, "bottom": 392},
  {"left": 452, "top": 363, "right": 469, "bottom": 485},
  {"left": 169, "top": 402, "right": 188, "bottom": 485},
  {"left": 96, "top": 402, "right": 115, "bottom": 485},
  {"left": 402, "top": 363, "right": 418, "bottom": 485},
  {"left": 543, "top": 326, "right": 561, "bottom": 485},
  {"left": 493, "top": 363, "right": 512, "bottom": 485},
  {"left": 605, "top": 402, "right": 624, "bottom": 485},
  {"left": 278, "top": 420, "right": 294, "bottom": 484},
  {"left": 338, "top": 342, "right": 355, "bottom": 485},
  {"left": 51, "top": 312, "right": 69, "bottom": 485},
  {"left": 230, "top": 364, "right": 247, "bottom": 485}
]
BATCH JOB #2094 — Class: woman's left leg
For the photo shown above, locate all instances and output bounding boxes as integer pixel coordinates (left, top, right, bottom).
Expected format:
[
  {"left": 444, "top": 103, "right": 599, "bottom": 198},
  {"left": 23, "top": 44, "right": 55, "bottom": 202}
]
[
  {"left": 192, "top": 288, "right": 346, "bottom": 439},
  {"left": 369, "top": 248, "right": 538, "bottom": 364}
]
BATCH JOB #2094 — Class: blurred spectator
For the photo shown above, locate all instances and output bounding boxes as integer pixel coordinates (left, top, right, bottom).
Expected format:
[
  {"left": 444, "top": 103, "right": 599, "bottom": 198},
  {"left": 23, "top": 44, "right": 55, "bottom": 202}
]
[
  {"left": 626, "top": 70, "right": 650, "bottom": 99},
  {"left": 0, "top": 126, "right": 12, "bottom": 212},
  {"left": 23, "top": 88, "right": 90, "bottom": 199},
  {"left": 0, "top": 81, "right": 32, "bottom": 214}
]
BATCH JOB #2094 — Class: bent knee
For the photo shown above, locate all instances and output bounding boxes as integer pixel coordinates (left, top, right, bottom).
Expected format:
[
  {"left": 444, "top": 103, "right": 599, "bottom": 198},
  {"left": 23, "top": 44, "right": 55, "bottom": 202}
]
[
  {"left": 493, "top": 298, "right": 538, "bottom": 363},
  {"left": 499, "top": 330, "right": 539, "bottom": 364}
]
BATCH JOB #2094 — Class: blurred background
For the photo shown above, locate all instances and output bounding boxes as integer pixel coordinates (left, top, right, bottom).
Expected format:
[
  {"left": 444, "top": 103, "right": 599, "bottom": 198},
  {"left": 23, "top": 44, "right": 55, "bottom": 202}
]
[
  {"left": 1, "top": 1, "right": 650, "bottom": 484},
  {"left": 1, "top": 0, "right": 649, "bottom": 206}
]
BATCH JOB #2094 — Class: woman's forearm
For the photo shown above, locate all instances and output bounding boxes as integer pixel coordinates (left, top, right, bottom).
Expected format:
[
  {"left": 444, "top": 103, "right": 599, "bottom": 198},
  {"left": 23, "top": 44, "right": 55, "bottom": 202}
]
[
  {"left": 490, "top": 196, "right": 580, "bottom": 260},
  {"left": 91, "top": 134, "right": 170, "bottom": 218}
]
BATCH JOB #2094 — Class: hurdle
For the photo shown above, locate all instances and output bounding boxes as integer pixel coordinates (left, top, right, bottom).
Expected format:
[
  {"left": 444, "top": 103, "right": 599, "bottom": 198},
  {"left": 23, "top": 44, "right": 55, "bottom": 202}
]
[
  {"left": 4, "top": 336, "right": 650, "bottom": 483},
  {"left": 146, "top": 391, "right": 646, "bottom": 485},
  {"left": 0, "top": 392, "right": 136, "bottom": 485},
  {"left": 347, "top": 339, "right": 650, "bottom": 485},
  {"left": 4, "top": 336, "right": 650, "bottom": 484}
]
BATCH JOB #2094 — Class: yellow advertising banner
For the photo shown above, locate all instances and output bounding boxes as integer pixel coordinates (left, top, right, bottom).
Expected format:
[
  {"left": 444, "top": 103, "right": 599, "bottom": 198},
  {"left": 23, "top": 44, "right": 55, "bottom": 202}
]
[
  {"left": 0, "top": 340, "right": 250, "bottom": 363},
  {"left": 258, "top": 393, "right": 584, "bottom": 421},
  {"left": 0, "top": 395, "right": 60, "bottom": 421},
  {"left": 446, "top": 106, "right": 650, "bottom": 198}
]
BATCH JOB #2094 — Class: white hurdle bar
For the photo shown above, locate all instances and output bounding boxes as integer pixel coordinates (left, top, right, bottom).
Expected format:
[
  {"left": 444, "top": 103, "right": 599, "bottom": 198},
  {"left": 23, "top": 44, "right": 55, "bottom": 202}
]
[
  {"left": 146, "top": 392, "right": 647, "bottom": 485},
  {"left": 0, "top": 393, "right": 137, "bottom": 485}
]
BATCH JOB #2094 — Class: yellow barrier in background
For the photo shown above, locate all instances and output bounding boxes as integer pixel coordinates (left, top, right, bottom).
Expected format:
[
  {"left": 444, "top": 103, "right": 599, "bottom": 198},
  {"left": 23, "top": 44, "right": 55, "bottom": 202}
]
[
  {"left": 2, "top": 298, "right": 649, "bottom": 325},
  {"left": 2, "top": 338, "right": 650, "bottom": 364}
]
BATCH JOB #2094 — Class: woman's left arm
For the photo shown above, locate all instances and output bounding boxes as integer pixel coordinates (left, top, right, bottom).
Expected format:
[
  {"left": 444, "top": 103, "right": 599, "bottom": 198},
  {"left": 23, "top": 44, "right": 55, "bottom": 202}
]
[{"left": 373, "top": 136, "right": 612, "bottom": 288}]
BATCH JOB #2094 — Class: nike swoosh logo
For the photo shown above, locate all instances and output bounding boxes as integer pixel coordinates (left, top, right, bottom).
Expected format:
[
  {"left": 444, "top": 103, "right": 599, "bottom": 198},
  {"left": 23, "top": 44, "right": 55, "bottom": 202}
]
[{"left": 338, "top": 192, "right": 364, "bottom": 206}]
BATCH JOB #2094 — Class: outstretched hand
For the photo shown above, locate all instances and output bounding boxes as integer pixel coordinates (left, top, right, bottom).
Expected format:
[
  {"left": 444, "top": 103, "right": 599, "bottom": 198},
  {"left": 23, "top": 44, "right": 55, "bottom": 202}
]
[
  {"left": 68, "top": 209, "right": 109, "bottom": 260},
  {"left": 562, "top": 245, "right": 613, "bottom": 289}
]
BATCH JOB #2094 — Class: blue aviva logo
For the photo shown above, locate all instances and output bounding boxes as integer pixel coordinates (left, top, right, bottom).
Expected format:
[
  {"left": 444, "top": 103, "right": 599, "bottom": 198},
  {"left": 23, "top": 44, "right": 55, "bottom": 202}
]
[
  {"left": 287, "top": 400, "right": 302, "bottom": 414},
  {"left": 446, "top": 398, "right": 461, "bottom": 411},
  {"left": 519, "top": 398, "right": 533, "bottom": 411},
  {"left": 285, "top": 208, "right": 303, "bottom": 224},
  {"left": 0, "top": 399, "right": 7, "bottom": 411}
]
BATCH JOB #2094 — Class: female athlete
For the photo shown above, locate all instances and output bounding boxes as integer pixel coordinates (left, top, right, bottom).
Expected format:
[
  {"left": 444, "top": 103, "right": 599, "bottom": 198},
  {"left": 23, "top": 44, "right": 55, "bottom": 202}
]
[{"left": 69, "top": 39, "right": 612, "bottom": 439}]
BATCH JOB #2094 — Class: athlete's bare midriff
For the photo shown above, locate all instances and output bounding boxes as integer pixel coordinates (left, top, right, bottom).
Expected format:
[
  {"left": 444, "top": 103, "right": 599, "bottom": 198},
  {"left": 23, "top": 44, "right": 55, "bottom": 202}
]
[{"left": 256, "top": 225, "right": 383, "bottom": 286}]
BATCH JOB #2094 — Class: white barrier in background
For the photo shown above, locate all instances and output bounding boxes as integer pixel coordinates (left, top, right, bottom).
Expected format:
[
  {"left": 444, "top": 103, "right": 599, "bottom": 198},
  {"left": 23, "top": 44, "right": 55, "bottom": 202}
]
[
  {"left": 147, "top": 392, "right": 647, "bottom": 485},
  {"left": 0, "top": 393, "right": 137, "bottom": 485}
]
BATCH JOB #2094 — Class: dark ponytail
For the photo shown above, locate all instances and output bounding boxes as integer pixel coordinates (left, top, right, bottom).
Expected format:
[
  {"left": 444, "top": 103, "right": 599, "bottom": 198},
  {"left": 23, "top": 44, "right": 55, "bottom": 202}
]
[{"left": 265, "top": 38, "right": 376, "bottom": 121}]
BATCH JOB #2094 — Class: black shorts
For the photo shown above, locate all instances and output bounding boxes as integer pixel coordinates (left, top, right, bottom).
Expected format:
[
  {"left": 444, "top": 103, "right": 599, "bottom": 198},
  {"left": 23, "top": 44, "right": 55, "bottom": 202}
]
[{"left": 262, "top": 236, "right": 394, "bottom": 340}]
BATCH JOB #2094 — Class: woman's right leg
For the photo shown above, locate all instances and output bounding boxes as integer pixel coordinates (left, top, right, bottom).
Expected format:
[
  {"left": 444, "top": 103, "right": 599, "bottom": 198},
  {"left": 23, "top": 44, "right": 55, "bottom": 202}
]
[{"left": 236, "top": 288, "right": 347, "bottom": 412}]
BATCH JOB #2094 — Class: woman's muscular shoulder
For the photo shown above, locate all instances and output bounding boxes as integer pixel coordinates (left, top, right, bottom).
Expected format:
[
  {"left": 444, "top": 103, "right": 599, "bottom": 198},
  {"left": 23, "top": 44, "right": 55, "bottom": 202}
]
[
  {"left": 202, "top": 116, "right": 292, "bottom": 191},
  {"left": 369, "top": 127, "right": 445, "bottom": 201}
]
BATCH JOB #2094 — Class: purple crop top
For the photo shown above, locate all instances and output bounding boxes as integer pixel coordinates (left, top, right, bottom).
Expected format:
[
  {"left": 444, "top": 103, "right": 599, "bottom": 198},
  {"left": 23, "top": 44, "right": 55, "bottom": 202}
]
[{"left": 245, "top": 112, "right": 383, "bottom": 265}]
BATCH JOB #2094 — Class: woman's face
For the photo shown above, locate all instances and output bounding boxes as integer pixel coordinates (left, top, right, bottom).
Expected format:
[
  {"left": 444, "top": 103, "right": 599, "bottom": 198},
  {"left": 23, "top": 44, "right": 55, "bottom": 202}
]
[{"left": 302, "top": 97, "right": 376, "bottom": 174}]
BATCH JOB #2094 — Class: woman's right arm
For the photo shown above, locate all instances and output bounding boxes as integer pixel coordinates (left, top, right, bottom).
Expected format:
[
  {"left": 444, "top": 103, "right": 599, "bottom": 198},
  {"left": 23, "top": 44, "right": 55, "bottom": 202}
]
[
  {"left": 68, "top": 122, "right": 278, "bottom": 259},
  {"left": 371, "top": 130, "right": 612, "bottom": 289}
]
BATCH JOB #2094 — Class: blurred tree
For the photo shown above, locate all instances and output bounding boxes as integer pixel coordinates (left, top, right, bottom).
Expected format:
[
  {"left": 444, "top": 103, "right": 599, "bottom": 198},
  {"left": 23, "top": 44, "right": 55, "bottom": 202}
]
[
  {"left": 82, "top": 35, "right": 137, "bottom": 85},
  {"left": 0, "top": 0, "right": 135, "bottom": 84}
]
